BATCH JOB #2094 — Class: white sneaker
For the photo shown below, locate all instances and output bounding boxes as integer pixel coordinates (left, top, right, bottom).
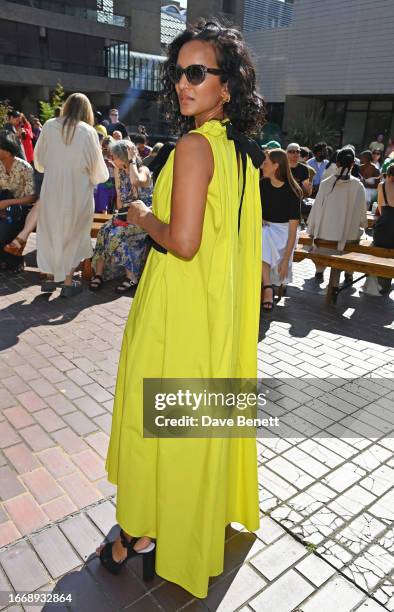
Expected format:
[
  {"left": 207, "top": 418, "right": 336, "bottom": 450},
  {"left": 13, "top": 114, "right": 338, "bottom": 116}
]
[{"left": 360, "top": 275, "right": 382, "bottom": 296}]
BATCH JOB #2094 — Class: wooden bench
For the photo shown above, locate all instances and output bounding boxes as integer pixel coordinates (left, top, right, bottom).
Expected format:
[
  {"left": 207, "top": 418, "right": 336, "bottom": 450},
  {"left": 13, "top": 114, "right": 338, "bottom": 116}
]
[
  {"left": 91, "top": 212, "right": 112, "bottom": 238},
  {"left": 93, "top": 213, "right": 112, "bottom": 223},
  {"left": 91, "top": 222, "right": 104, "bottom": 239},
  {"left": 297, "top": 233, "right": 394, "bottom": 258},
  {"left": 293, "top": 243, "right": 394, "bottom": 304}
]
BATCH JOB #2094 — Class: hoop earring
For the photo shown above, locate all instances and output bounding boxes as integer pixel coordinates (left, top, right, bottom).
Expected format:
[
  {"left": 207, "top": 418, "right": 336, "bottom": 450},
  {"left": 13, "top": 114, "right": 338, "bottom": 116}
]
[{"left": 222, "top": 94, "right": 231, "bottom": 104}]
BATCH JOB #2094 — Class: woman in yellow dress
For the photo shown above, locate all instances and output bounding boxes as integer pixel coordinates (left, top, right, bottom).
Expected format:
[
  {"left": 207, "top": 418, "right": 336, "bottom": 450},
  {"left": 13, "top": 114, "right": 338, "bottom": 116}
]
[{"left": 97, "top": 19, "right": 265, "bottom": 598}]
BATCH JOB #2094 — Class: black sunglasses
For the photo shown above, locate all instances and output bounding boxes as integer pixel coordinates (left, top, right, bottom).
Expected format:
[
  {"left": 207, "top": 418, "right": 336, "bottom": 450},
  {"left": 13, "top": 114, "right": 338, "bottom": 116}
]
[{"left": 167, "top": 64, "right": 225, "bottom": 85}]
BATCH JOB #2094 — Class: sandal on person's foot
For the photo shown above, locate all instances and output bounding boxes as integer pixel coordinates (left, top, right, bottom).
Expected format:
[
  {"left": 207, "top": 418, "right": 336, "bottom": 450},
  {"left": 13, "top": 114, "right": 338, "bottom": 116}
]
[
  {"left": 3, "top": 237, "right": 26, "bottom": 257},
  {"left": 99, "top": 529, "right": 156, "bottom": 580},
  {"left": 60, "top": 281, "right": 83, "bottom": 298},
  {"left": 262, "top": 284, "right": 275, "bottom": 312},
  {"left": 89, "top": 274, "right": 104, "bottom": 292},
  {"left": 41, "top": 280, "right": 59, "bottom": 292},
  {"left": 115, "top": 278, "right": 136, "bottom": 294}
]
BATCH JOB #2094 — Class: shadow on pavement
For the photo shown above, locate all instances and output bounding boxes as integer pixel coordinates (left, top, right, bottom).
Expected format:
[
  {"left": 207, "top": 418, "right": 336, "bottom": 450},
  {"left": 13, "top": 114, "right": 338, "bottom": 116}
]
[
  {"left": 43, "top": 525, "right": 257, "bottom": 612},
  {"left": 0, "top": 271, "right": 135, "bottom": 352},
  {"left": 259, "top": 282, "right": 394, "bottom": 348}
]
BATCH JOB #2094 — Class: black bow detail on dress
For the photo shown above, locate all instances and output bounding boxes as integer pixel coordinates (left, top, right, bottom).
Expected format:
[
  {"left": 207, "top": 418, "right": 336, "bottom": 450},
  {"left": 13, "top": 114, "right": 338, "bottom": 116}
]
[{"left": 225, "top": 121, "right": 264, "bottom": 169}]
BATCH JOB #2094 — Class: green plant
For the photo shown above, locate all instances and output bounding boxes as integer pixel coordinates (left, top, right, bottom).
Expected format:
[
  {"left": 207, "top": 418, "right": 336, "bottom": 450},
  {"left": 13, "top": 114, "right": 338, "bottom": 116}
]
[
  {"left": 304, "top": 541, "right": 317, "bottom": 553},
  {"left": 0, "top": 99, "right": 12, "bottom": 129},
  {"left": 39, "top": 101, "right": 54, "bottom": 124},
  {"left": 39, "top": 82, "right": 66, "bottom": 123},
  {"left": 287, "top": 111, "right": 338, "bottom": 148},
  {"left": 52, "top": 82, "right": 65, "bottom": 110}
]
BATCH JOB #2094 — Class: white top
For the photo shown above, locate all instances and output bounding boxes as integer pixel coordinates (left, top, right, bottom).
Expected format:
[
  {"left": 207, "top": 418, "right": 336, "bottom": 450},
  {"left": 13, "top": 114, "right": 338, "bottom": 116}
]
[
  {"left": 321, "top": 163, "right": 337, "bottom": 181},
  {"left": 34, "top": 118, "right": 109, "bottom": 281},
  {"left": 307, "top": 174, "right": 367, "bottom": 250}
]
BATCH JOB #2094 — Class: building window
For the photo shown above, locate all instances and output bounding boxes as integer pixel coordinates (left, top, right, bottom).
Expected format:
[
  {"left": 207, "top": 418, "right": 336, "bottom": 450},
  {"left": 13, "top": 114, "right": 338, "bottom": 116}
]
[
  {"left": 105, "top": 46, "right": 165, "bottom": 90},
  {"left": 324, "top": 101, "right": 346, "bottom": 131},
  {"left": 347, "top": 101, "right": 368, "bottom": 111},
  {"left": 6, "top": 0, "right": 127, "bottom": 27},
  {"left": 129, "top": 53, "right": 165, "bottom": 92},
  {"left": 342, "top": 111, "right": 367, "bottom": 149},
  {"left": 370, "top": 101, "right": 393, "bottom": 112},
  {"left": 324, "top": 99, "right": 394, "bottom": 150},
  {"left": 97, "top": 0, "right": 126, "bottom": 27},
  {"left": 105, "top": 41, "right": 130, "bottom": 79}
]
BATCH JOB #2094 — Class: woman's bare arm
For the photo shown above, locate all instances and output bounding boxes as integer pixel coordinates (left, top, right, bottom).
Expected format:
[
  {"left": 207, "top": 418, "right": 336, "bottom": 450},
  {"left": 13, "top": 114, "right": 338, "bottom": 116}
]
[
  {"left": 0, "top": 194, "right": 36, "bottom": 209},
  {"left": 284, "top": 219, "right": 299, "bottom": 259},
  {"left": 278, "top": 219, "right": 298, "bottom": 281},
  {"left": 113, "top": 168, "right": 122, "bottom": 210},
  {"left": 128, "top": 164, "right": 151, "bottom": 189},
  {"left": 128, "top": 133, "right": 213, "bottom": 259}
]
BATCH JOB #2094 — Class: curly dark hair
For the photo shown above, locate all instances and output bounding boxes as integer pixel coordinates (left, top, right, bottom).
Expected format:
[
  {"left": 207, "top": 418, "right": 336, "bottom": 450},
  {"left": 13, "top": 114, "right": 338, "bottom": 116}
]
[{"left": 160, "top": 19, "right": 266, "bottom": 136}]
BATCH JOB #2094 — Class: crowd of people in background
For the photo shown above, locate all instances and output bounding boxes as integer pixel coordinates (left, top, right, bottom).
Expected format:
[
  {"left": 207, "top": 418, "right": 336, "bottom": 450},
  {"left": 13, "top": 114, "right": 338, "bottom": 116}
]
[
  {"left": 260, "top": 134, "right": 394, "bottom": 308},
  {"left": 0, "top": 97, "right": 175, "bottom": 297},
  {"left": 0, "top": 95, "right": 393, "bottom": 304}
]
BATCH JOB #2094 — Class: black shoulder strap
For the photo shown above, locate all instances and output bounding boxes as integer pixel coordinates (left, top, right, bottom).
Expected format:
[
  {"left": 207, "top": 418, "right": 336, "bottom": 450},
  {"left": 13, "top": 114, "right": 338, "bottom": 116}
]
[
  {"left": 234, "top": 141, "right": 247, "bottom": 234},
  {"left": 224, "top": 121, "right": 264, "bottom": 235}
]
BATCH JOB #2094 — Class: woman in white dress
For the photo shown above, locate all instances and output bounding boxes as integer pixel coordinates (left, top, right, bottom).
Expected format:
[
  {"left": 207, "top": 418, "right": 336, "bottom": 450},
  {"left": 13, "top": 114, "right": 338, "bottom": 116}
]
[{"left": 34, "top": 93, "right": 109, "bottom": 296}]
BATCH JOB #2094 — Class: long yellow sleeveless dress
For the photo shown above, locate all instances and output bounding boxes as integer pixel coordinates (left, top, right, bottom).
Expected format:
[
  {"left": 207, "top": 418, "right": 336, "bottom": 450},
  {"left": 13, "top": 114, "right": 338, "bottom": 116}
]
[{"left": 105, "top": 119, "right": 262, "bottom": 598}]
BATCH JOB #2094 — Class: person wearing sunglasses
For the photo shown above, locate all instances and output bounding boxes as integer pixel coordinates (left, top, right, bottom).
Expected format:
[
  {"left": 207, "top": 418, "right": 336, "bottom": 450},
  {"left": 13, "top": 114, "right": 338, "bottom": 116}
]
[
  {"left": 106, "top": 108, "right": 128, "bottom": 139},
  {"left": 97, "top": 19, "right": 265, "bottom": 600},
  {"left": 286, "top": 142, "right": 312, "bottom": 197},
  {"left": 371, "top": 148, "right": 383, "bottom": 171}
]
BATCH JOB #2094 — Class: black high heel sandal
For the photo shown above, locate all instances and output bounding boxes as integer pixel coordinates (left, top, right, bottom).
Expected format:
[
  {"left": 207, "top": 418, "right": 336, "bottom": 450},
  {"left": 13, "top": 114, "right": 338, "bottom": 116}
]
[
  {"left": 99, "top": 529, "right": 156, "bottom": 581},
  {"left": 262, "top": 284, "right": 275, "bottom": 312}
]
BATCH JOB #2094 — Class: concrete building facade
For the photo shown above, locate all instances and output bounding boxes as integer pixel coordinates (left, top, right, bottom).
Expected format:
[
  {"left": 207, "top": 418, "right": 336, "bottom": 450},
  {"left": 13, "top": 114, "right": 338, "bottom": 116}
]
[
  {"left": 245, "top": 0, "right": 394, "bottom": 149},
  {"left": 0, "top": 0, "right": 174, "bottom": 134}
]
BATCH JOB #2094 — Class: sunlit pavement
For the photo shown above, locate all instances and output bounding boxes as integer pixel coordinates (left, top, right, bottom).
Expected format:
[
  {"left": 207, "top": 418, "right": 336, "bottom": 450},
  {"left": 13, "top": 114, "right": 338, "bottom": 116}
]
[{"left": 0, "top": 238, "right": 392, "bottom": 611}]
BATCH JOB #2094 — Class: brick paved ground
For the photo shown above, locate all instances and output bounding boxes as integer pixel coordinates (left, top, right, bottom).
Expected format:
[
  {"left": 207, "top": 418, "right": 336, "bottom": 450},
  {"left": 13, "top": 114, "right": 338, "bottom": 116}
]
[{"left": 0, "top": 240, "right": 393, "bottom": 611}]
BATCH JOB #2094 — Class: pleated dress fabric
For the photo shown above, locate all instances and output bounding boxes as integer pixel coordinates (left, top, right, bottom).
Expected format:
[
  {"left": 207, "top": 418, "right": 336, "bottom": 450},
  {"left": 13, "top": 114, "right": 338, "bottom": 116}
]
[
  {"left": 34, "top": 118, "right": 109, "bottom": 282},
  {"left": 105, "top": 119, "right": 262, "bottom": 598}
]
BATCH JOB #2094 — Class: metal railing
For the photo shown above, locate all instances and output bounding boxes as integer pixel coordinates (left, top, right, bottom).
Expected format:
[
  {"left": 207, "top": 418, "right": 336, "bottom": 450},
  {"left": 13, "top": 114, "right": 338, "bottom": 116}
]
[{"left": 6, "top": 0, "right": 128, "bottom": 27}]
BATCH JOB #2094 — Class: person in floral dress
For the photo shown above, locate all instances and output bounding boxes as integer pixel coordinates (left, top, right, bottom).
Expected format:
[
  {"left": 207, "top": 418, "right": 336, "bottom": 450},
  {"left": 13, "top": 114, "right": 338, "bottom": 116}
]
[{"left": 90, "top": 140, "right": 152, "bottom": 293}]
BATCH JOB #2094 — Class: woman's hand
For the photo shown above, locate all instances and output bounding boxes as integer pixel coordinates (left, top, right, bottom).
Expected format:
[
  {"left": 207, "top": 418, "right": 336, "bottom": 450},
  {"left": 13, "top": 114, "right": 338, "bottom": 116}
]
[
  {"left": 127, "top": 144, "right": 138, "bottom": 162},
  {"left": 127, "top": 200, "right": 151, "bottom": 227},
  {"left": 0, "top": 199, "right": 13, "bottom": 210},
  {"left": 278, "top": 256, "right": 289, "bottom": 281}
]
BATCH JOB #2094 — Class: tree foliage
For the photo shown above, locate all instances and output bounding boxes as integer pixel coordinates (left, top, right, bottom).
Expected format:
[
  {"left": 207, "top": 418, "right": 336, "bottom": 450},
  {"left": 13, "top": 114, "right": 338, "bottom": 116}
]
[
  {"left": 287, "top": 110, "right": 338, "bottom": 148},
  {"left": 0, "top": 99, "right": 12, "bottom": 129},
  {"left": 39, "top": 83, "right": 66, "bottom": 123}
]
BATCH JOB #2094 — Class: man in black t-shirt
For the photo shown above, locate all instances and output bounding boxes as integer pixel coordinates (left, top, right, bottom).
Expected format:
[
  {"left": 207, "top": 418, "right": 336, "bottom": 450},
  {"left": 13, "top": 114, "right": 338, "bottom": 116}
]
[
  {"left": 286, "top": 143, "right": 312, "bottom": 197},
  {"left": 106, "top": 108, "right": 128, "bottom": 139}
]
